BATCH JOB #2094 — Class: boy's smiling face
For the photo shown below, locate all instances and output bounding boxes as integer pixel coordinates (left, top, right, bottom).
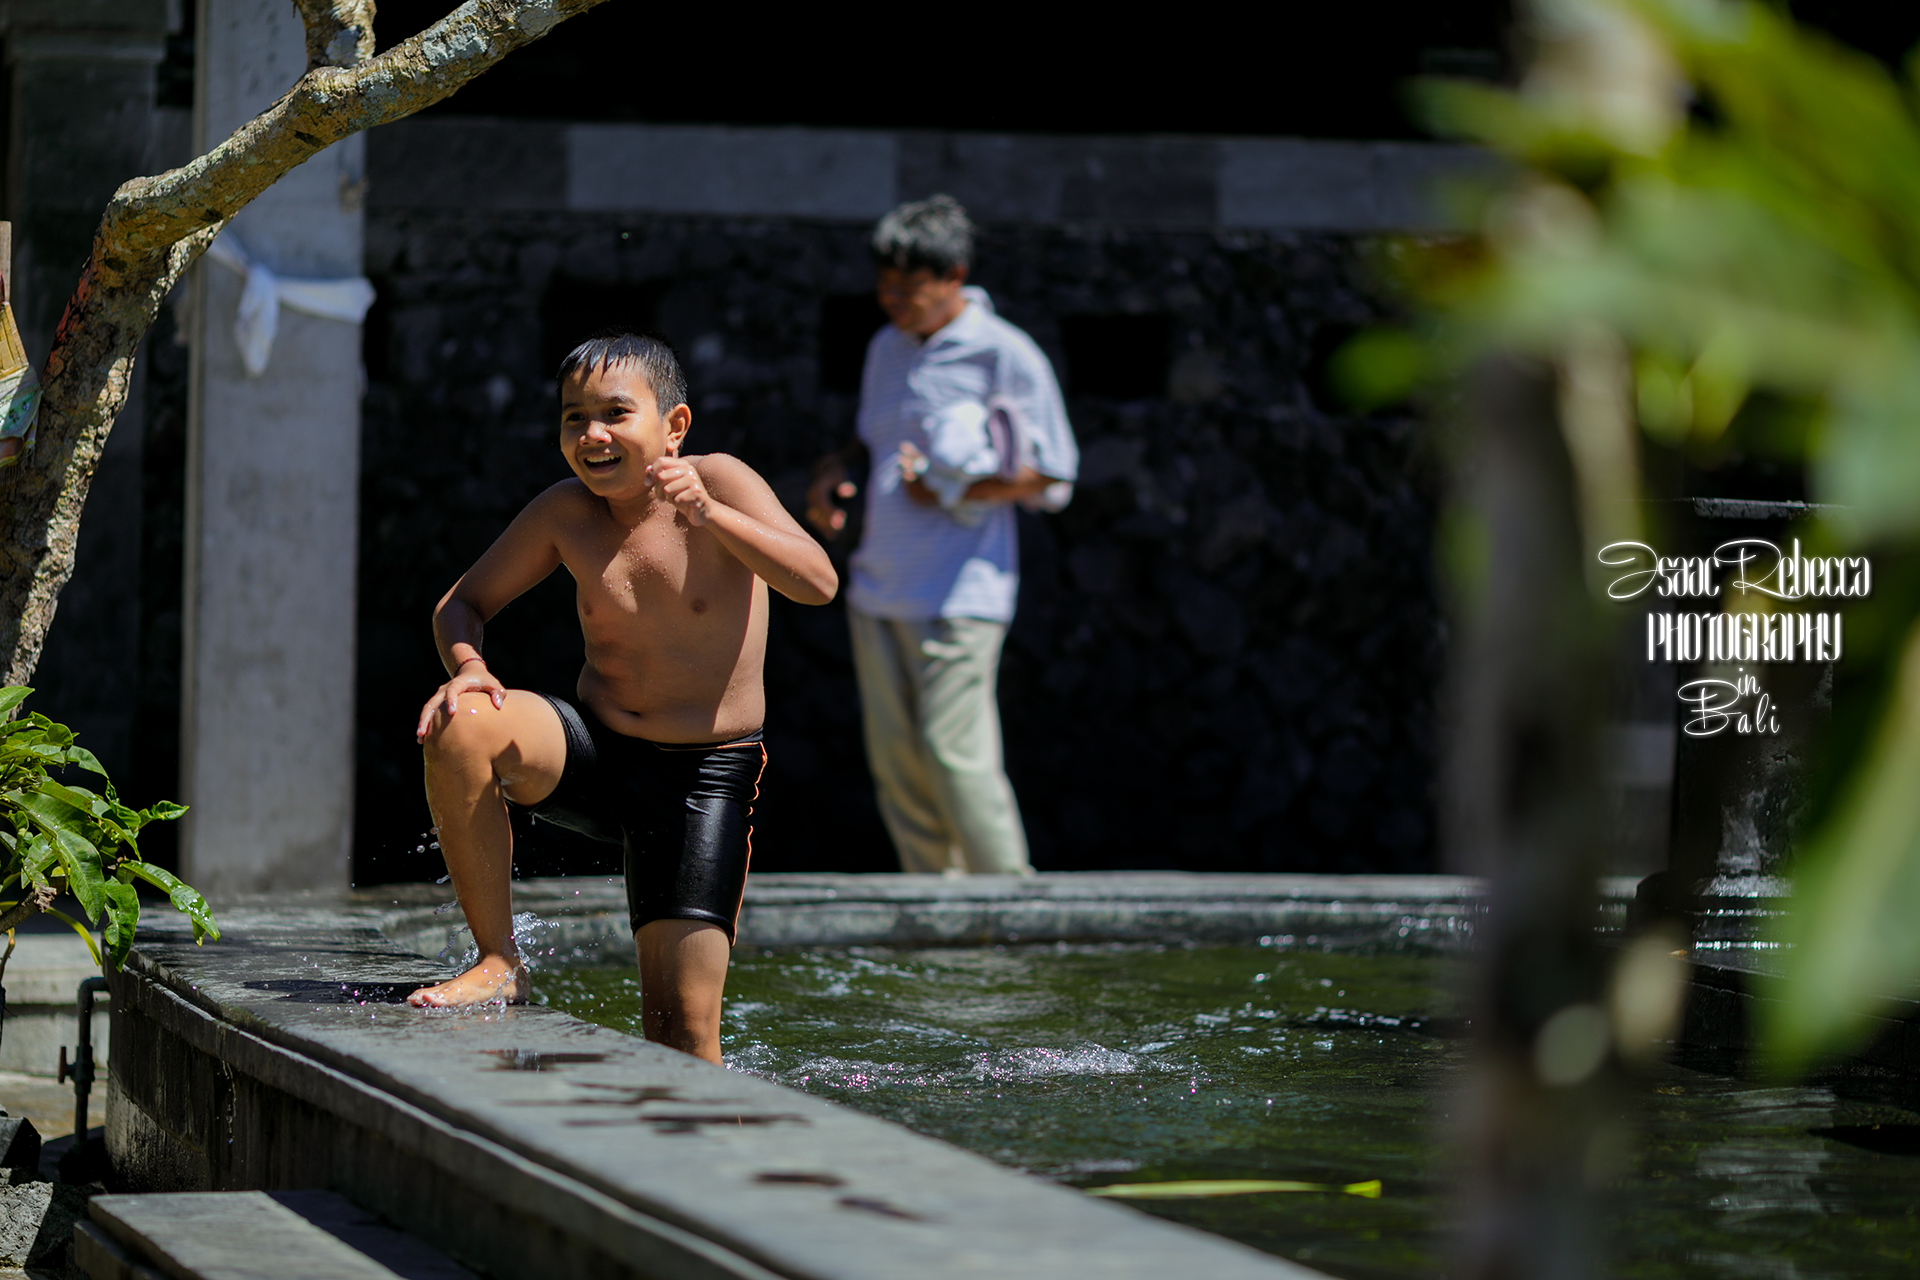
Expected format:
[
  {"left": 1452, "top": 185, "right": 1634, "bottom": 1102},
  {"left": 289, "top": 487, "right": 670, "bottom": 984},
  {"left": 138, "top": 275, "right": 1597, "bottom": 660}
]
[{"left": 560, "top": 362, "right": 691, "bottom": 501}]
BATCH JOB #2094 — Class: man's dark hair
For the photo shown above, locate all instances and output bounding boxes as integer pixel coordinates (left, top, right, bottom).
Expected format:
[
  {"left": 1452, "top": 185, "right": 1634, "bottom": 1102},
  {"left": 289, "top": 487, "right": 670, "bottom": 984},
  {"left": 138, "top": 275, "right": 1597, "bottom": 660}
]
[
  {"left": 870, "top": 195, "right": 974, "bottom": 277},
  {"left": 556, "top": 330, "right": 689, "bottom": 414}
]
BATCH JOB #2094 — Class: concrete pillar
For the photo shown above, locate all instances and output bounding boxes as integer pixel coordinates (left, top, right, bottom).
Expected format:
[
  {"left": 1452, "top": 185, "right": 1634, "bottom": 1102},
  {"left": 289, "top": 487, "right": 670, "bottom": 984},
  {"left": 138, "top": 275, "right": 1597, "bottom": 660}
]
[
  {"left": 2, "top": 0, "right": 169, "bottom": 785},
  {"left": 182, "top": 0, "right": 364, "bottom": 893}
]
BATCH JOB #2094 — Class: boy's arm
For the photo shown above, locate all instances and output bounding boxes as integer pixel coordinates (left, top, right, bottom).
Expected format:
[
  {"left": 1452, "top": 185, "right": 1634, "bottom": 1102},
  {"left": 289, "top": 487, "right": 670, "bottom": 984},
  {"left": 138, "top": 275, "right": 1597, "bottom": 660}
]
[
  {"left": 414, "top": 485, "right": 569, "bottom": 740},
  {"left": 652, "top": 454, "right": 839, "bottom": 605}
]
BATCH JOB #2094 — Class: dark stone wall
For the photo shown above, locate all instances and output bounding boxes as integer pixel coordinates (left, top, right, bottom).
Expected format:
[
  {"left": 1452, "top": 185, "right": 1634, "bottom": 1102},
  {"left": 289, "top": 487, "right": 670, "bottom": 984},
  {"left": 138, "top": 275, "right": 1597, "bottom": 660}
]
[{"left": 356, "top": 212, "right": 1442, "bottom": 882}]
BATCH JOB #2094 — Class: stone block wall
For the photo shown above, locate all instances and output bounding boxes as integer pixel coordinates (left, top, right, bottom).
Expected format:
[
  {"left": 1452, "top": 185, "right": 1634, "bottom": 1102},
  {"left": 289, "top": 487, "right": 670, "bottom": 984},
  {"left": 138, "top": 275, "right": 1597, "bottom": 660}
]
[{"left": 356, "top": 204, "right": 1443, "bottom": 880}]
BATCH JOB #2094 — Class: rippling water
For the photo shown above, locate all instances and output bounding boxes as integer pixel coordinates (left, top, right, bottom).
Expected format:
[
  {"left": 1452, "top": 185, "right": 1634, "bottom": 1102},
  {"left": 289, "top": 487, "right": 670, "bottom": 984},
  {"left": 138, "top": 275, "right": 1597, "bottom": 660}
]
[{"left": 540, "top": 942, "right": 1920, "bottom": 1279}]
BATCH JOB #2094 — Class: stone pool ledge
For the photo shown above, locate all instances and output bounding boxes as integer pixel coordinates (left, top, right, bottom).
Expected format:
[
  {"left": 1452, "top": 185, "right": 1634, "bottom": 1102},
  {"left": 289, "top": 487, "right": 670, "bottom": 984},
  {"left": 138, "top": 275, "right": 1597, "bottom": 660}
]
[
  {"left": 106, "top": 890, "right": 1333, "bottom": 1280},
  {"left": 380, "top": 871, "right": 1636, "bottom": 959},
  {"left": 1680, "top": 942, "right": 1920, "bottom": 1101}
]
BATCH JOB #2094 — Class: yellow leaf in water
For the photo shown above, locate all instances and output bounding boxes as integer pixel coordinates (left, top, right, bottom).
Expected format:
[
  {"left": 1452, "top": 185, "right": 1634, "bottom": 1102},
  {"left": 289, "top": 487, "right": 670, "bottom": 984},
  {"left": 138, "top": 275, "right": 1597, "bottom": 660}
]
[{"left": 1086, "top": 1179, "right": 1381, "bottom": 1200}]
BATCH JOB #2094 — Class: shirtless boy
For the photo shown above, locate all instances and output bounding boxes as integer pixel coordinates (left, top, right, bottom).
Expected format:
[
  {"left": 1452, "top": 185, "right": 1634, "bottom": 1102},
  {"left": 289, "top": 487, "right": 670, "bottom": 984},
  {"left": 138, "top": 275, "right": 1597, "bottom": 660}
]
[{"left": 407, "top": 332, "right": 837, "bottom": 1063}]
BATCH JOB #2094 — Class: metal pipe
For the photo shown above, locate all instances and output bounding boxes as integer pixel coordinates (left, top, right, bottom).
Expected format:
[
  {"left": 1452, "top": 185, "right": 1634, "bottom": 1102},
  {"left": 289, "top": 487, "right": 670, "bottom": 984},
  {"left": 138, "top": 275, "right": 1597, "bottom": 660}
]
[{"left": 56, "top": 976, "right": 109, "bottom": 1140}]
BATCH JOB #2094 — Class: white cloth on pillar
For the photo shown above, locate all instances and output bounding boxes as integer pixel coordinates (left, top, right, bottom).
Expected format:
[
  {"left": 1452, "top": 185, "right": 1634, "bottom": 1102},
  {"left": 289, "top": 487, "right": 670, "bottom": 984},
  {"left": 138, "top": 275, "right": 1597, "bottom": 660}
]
[{"left": 205, "top": 232, "right": 375, "bottom": 377}]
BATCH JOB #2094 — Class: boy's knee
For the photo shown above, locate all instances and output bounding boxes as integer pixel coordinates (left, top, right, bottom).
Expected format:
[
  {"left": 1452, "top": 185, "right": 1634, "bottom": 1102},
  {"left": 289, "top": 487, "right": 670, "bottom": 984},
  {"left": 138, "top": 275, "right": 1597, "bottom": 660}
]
[{"left": 423, "top": 692, "right": 509, "bottom": 759}]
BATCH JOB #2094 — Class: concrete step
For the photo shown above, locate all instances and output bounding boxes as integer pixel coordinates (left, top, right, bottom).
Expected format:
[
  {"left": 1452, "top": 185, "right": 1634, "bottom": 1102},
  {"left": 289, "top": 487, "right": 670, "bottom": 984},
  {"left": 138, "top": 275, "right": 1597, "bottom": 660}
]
[
  {"left": 0, "top": 1073, "right": 78, "bottom": 1142},
  {"left": 76, "top": 1191, "right": 475, "bottom": 1280}
]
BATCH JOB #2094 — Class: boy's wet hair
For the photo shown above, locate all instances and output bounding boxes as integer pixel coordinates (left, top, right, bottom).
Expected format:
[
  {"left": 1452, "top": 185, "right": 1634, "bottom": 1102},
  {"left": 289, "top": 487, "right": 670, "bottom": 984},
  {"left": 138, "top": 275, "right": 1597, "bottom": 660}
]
[
  {"left": 556, "top": 330, "right": 689, "bottom": 414},
  {"left": 870, "top": 195, "right": 973, "bottom": 277}
]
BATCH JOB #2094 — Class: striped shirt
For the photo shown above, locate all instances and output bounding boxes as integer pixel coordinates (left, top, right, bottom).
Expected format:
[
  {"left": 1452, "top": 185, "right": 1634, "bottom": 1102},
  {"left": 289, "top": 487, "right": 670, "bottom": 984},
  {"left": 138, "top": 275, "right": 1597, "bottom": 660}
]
[{"left": 849, "top": 289, "right": 1078, "bottom": 622}]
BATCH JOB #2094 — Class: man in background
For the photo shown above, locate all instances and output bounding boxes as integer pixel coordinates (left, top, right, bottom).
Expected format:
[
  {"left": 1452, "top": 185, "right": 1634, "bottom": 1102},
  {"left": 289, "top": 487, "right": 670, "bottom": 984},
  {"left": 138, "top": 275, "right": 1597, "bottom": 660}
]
[{"left": 808, "top": 196, "right": 1078, "bottom": 875}]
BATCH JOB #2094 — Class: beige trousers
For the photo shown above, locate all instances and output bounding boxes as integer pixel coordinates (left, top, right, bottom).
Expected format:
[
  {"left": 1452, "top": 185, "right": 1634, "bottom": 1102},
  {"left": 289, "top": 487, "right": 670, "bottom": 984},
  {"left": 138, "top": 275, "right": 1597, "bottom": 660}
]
[{"left": 847, "top": 610, "right": 1033, "bottom": 875}]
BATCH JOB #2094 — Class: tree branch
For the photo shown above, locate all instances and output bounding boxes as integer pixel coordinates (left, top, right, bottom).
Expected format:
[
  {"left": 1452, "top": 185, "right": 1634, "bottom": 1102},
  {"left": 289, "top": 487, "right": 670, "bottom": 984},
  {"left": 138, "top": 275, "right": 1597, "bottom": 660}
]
[
  {"left": 0, "top": 0, "right": 611, "bottom": 687},
  {"left": 0, "top": 884, "right": 59, "bottom": 938},
  {"left": 99, "top": 0, "right": 605, "bottom": 266}
]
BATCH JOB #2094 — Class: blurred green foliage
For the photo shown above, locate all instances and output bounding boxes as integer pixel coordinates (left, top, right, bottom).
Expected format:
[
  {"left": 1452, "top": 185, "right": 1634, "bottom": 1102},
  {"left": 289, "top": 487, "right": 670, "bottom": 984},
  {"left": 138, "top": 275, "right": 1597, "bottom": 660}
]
[
  {"left": 1362, "top": 0, "right": 1920, "bottom": 1072},
  {"left": 0, "top": 685, "right": 217, "bottom": 969}
]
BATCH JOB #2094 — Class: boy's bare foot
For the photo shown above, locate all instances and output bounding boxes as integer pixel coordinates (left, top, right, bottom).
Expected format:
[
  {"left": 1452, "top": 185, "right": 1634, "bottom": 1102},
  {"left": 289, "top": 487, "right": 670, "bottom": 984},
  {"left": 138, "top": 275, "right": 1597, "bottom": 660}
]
[{"left": 408, "top": 956, "right": 530, "bottom": 1008}]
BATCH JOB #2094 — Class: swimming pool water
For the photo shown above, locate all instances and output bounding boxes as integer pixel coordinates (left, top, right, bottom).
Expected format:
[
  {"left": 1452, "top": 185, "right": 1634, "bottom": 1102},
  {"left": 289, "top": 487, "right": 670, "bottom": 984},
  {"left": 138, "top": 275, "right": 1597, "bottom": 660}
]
[{"left": 540, "top": 943, "right": 1920, "bottom": 1279}]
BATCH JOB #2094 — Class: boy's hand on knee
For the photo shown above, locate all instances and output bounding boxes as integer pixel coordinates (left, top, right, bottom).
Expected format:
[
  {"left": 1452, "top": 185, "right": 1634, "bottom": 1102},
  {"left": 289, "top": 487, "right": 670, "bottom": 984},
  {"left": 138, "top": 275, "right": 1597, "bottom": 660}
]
[
  {"left": 649, "top": 458, "right": 715, "bottom": 526},
  {"left": 415, "top": 659, "right": 507, "bottom": 742}
]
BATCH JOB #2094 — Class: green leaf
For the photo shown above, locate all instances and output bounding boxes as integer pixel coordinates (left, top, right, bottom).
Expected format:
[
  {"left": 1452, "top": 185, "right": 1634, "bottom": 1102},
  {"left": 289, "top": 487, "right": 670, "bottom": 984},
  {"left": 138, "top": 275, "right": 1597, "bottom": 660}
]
[
  {"left": 1086, "top": 1180, "right": 1383, "bottom": 1200},
  {"left": 28, "top": 717, "right": 72, "bottom": 748},
  {"left": 0, "top": 688, "right": 32, "bottom": 718},
  {"left": 100, "top": 881, "right": 139, "bottom": 969},
  {"left": 0, "top": 725, "right": 52, "bottom": 756},
  {"left": 18, "top": 833, "right": 52, "bottom": 885},
  {"left": 20, "top": 833, "right": 57, "bottom": 888},
  {"left": 106, "top": 800, "right": 145, "bottom": 839},
  {"left": 40, "top": 780, "right": 108, "bottom": 820},
  {"left": 119, "top": 861, "right": 220, "bottom": 944},
  {"left": 35, "top": 781, "right": 131, "bottom": 851},
  {"left": 42, "top": 825, "right": 105, "bottom": 922},
  {"left": 14, "top": 788, "right": 95, "bottom": 837},
  {"left": 60, "top": 746, "right": 106, "bottom": 777},
  {"left": 1762, "top": 621, "right": 1920, "bottom": 1072},
  {"left": 13, "top": 791, "right": 117, "bottom": 874},
  {"left": 0, "top": 697, "right": 211, "bottom": 958}
]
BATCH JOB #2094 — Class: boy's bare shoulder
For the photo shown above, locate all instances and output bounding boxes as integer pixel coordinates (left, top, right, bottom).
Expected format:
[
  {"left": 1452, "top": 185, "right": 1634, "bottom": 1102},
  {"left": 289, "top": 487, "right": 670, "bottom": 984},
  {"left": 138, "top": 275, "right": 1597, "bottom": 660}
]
[
  {"left": 688, "top": 451, "right": 746, "bottom": 476},
  {"left": 525, "top": 477, "right": 602, "bottom": 523},
  {"left": 688, "top": 452, "right": 769, "bottom": 494}
]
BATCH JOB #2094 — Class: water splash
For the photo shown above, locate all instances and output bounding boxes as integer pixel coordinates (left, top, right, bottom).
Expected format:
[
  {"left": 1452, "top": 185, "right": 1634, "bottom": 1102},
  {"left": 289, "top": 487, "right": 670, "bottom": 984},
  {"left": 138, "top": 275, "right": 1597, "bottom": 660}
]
[
  {"left": 722, "top": 1040, "right": 1166, "bottom": 1096},
  {"left": 438, "top": 911, "right": 562, "bottom": 972},
  {"left": 966, "top": 1043, "right": 1154, "bottom": 1082}
]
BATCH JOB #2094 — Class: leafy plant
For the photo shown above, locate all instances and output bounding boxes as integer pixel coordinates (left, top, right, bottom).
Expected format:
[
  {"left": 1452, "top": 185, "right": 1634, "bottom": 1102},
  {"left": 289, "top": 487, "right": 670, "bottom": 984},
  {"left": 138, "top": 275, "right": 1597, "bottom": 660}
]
[
  {"left": 0, "top": 685, "right": 216, "bottom": 978},
  {"left": 1345, "top": 0, "right": 1920, "bottom": 1073}
]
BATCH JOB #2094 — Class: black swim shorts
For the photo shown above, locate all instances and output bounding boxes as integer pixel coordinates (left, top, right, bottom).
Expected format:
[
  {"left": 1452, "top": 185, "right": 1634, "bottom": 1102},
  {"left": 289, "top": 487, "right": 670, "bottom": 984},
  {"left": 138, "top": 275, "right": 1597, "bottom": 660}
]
[{"left": 512, "top": 694, "right": 765, "bottom": 942}]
